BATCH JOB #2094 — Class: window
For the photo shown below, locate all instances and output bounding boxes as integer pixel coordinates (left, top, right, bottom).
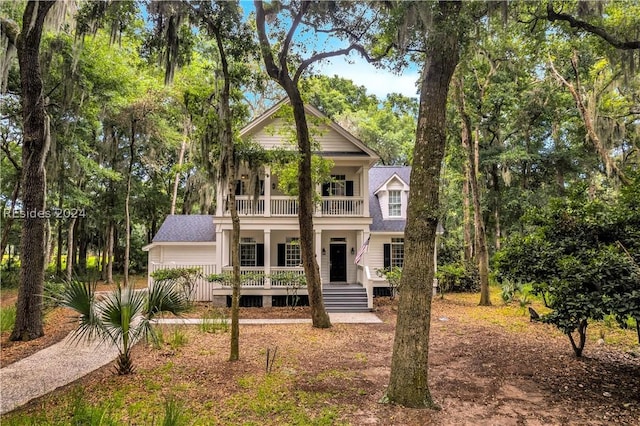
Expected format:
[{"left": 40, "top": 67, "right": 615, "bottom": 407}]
[
  {"left": 391, "top": 238, "right": 404, "bottom": 267},
  {"left": 389, "top": 190, "right": 402, "bottom": 217},
  {"left": 240, "top": 238, "right": 256, "bottom": 266},
  {"left": 329, "top": 175, "right": 346, "bottom": 196},
  {"left": 285, "top": 237, "right": 301, "bottom": 267}
]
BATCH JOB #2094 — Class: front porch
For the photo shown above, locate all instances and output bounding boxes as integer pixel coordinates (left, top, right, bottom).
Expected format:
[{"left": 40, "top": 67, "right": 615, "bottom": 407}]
[{"left": 149, "top": 263, "right": 374, "bottom": 311}]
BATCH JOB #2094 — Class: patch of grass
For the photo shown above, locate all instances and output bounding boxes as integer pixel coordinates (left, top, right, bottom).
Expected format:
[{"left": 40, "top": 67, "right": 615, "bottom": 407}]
[
  {"left": 354, "top": 352, "right": 368, "bottom": 363},
  {"left": 0, "top": 305, "right": 16, "bottom": 333},
  {"left": 162, "top": 396, "right": 190, "bottom": 426},
  {"left": 168, "top": 327, "right": 189, "bottom": 350},
  {"left": 223, "top": 373, "right": 342, "bottom": 425},
  {"left": 200, "top": 308, "right": 228, "bottom": 334}
]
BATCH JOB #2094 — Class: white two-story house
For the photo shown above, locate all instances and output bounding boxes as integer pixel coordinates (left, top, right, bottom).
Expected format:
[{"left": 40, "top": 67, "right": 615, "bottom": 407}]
[{"left": 144, "top": 100, "right": 414, "bottom": 311}]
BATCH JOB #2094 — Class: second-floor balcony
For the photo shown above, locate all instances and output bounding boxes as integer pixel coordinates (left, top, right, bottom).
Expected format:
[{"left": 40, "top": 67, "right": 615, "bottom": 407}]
[{"left": 228, "top": 196, "right": 365, "bottom": 217}]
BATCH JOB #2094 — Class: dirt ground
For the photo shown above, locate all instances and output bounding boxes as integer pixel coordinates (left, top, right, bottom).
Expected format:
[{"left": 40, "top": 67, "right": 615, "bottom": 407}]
[{"left": 2, "top": 290, "right": 640, "bottom": 425}]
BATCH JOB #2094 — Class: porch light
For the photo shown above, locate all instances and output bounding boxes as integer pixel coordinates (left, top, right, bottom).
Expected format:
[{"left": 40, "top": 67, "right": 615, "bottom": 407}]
[
  {"left": 351, "top": 247, "right": 355, "bottom": 255},
  {"left": 322, "top": 248, "right": 326, "bottom": 255},
  {"left": 241, "top": 174, "right": 248, "bottom": 179}
]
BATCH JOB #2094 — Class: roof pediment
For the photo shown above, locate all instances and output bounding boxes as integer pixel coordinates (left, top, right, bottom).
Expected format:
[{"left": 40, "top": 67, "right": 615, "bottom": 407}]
[
  {"left": 240, "top": 98, "right": 379, "bottom": 160},
  {"left": 373, "top": 173, "right": 410, "bottom": 196}
]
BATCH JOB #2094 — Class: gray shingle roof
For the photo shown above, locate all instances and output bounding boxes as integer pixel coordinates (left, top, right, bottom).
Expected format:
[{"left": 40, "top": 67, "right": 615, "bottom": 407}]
[
  {"left": 369, "top": 166, "right": 411, "bottom": 232},
  {"left": 152, "top": 215, "right": 215, "bottom": 243}
]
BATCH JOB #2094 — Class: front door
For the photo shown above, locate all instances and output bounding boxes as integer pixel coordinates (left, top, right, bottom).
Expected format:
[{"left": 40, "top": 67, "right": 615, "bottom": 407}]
[{"left": 329, "top": 243, "right": 347, "bottom": 282}]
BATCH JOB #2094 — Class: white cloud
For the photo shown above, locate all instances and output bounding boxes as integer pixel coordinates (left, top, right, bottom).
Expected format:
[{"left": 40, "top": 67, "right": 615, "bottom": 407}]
[{"left": 316, "top": 55, "right": 420, "bottom": 100}]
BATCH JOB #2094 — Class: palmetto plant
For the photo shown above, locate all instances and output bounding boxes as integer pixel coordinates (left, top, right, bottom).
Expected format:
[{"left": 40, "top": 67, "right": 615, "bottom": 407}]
[{"left": 59, "top": 280, "right": 191, "bottom": 374}]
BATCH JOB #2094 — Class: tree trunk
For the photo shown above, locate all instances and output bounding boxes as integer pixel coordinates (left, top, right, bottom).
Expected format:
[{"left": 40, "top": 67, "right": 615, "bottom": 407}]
[
  {"left": 454, "top": 81, "right": 491, "bottom": 306},
  {"left": 11, "top": 0, "right": 55, "bottom": 342},
  {"left": 106, "top": 222, "right": 114, "bottom": 284},
  {"left": 211, "top": 25, "right": 242, "bottom": 361},
  {"left": 254, "top": 0, "right": 330, "bottom": 329},
  {"left": 462, "top": 163, "right": 473, "bottom": 262},
  {"left": 123, "top": 121, "right": 136, "bottom": 287},
  {"left": 66, "top": 216, "right": 76, "bottom": 281},
  {"left": 288, "top": 88, "right": 331, "bottom": 329},
  {"left": 386, "top": 0, "right": 462, "bottom": 408},
  {"left": 472, "top": 130, "right": 491, "bottom": 306},
  {"left": 171, "top": 121, "right": 189, "bottom": 215},
  {"left": 77, "top": 218, "right": 87, "bottom": 275}
]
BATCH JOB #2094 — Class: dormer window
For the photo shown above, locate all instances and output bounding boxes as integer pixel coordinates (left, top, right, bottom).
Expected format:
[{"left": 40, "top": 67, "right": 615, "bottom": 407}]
[{"left": 388, "top": 190, "right": 402, "bottom": 217}]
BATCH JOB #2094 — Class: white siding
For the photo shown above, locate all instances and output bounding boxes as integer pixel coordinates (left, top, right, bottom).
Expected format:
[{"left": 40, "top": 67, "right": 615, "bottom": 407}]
[
  {"left": 252, "top": 119, "right": 361, "bottom": 153},
  {"left": 148, "top": 247, "right": 161, "bottom": 263},
  {"left": 161, "top": 245, "right": 216, "bottom": 264},
  {"left": 367, "top": 236, "right": 387, "bottom": 273}
]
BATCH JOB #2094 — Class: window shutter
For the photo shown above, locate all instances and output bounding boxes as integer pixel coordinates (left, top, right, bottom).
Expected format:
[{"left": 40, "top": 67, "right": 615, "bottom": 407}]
[
  {"left": 277, "top": 244, "right": 285, "bottom": 266},
  {"left": 256, "top": 244, "right": 264, "bottom": 267},
  {"left": 345, "top": 180, "right": 354, "bottom": 196},
  {"left": 383, "top": 244, "right": 391, "bottom": 269},
  {"left": 322, "top": 183, "right": 330, "bottom": 197}
]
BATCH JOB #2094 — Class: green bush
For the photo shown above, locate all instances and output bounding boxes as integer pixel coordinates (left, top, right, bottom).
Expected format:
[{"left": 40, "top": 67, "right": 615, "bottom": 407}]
[
  {"left": 0, "top": 305, "right": 16, "bottom": 333},
  {"left": 0, "top": 268, "right": 20, "bottom": 289},
  {"left": 438, "top": 261, "right": 479, "bottom": 293}
]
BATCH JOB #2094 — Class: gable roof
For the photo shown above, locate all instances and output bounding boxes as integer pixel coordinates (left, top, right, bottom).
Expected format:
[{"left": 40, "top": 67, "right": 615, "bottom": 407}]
[
  {"left": 373, "top": 172, "right": 410, "bottom": 195},
  {"left": 240, "top": 98, "right": 379, "bottom": 160},
  {"left": 152, "top": 215, "right": 216, "bottom": 243},
  {"left": 369, "top": 166, "right": 411, "bottom": 233}
]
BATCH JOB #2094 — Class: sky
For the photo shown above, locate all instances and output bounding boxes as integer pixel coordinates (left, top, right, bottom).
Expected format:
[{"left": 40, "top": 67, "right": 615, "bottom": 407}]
[
  {"left": 317, "top": 54, "right": 421, "bottom": 100},
  {"left": 238, "top": 1, "right": 421, "bottom": 101}
]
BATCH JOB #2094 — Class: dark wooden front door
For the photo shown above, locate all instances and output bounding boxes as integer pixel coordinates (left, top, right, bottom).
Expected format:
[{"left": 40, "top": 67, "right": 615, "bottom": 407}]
[{"left": 329, "top": 243, "right": 347, "bottom": 282}]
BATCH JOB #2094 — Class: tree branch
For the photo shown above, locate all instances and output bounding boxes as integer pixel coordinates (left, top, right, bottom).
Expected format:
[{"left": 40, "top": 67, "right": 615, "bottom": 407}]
[
  {"left": 294, "top": 43, "right": 392, "bottom": 83},
  {"left": 546, "top": 2, "right": 640, "bottom": 50},
  {"left": 1, "top": 140, "right": 21, "bottom": 172},
  {"left": 254, "top": 1, "right": 282, "bottom": 82}
]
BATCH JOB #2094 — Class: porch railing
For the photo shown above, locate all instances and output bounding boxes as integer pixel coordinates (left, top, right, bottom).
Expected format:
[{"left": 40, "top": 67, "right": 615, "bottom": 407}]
[
  {"left": 221, "top": 266, "right": 266, "bottom": 287},
  {"left": 269, "top": 267, "right": 305, "bottom": 287}
]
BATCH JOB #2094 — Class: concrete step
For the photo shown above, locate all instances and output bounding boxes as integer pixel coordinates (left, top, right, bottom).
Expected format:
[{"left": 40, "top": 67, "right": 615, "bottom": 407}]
[{"left": 322, "top": 284, "right": 369, "bottom": 312}]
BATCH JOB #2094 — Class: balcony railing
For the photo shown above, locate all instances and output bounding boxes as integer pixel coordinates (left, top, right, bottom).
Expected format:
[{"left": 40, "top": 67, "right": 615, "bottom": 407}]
[
  {"left": 234, "top": 197, "right": 265, "bottom": 215},
  {"left": 271, "top": 196, "right": 298, "bottom": 216},
  {"left": 226, "top": 195, "right": 364, "bottom": 217},
  {"left": 320, "top": 197, "right": 363, "bottom": 216}
]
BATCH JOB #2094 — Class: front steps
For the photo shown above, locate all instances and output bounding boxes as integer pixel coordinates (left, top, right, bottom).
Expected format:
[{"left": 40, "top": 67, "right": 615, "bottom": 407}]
[{"left": 322, "top": 284, "right": 370, "bottom": 312}]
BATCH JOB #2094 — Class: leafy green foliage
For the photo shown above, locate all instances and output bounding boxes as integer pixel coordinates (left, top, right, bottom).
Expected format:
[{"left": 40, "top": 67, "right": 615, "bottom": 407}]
[
  {"left": 150, "top": 267, "right": 202, "bottom": 302},
  {"left": 437, "top": 261, "right": 480, "bottom": 294},
  {"left": 0, "top": 305, "right": 16, "bottom": 334},
  {"left": 58, "top": 279, "right": 191, "bottom": 374},
  {"left": 495, "top": 181, "right": 640, "bottom": 354},
  {"left": 375, "top": 267, "right": 402, "bottom": 299}
]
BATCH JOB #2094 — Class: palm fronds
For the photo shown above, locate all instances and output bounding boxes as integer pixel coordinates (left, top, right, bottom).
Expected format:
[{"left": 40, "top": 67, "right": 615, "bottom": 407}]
[{"left": 58, "top": 279, "right": 191, "bottom": 375}]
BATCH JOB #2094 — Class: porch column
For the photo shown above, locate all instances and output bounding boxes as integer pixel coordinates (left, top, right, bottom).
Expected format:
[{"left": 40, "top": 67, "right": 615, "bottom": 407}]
[
  {"left": 215, "top": 228, "right": 223, "bottom": 273},
  {"left": 264, "top": 166, "right": 271, "bottom": 217},
  {"left": 315, "top": 229, "right": 322, "bottom": 286},
  {"left": 362, "top": 166, "right": 369, "bottom": 217},
  {"left": 264, "top": 230, "right": 271, "bottom": 289},
  {"left": 222, "top": 230, "right": 230, "bottom": 267}
]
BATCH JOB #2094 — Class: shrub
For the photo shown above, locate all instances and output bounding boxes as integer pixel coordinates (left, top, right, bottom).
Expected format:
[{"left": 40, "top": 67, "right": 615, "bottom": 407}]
[
  {"left": 438, "top": 261, "right": 479, "bottom": 293},
  {"left": 0, "top": 269, "right": 20, "bottom": 289},
  {"left": 0, "top": 305, "right": 16, "bottom": 333}
]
